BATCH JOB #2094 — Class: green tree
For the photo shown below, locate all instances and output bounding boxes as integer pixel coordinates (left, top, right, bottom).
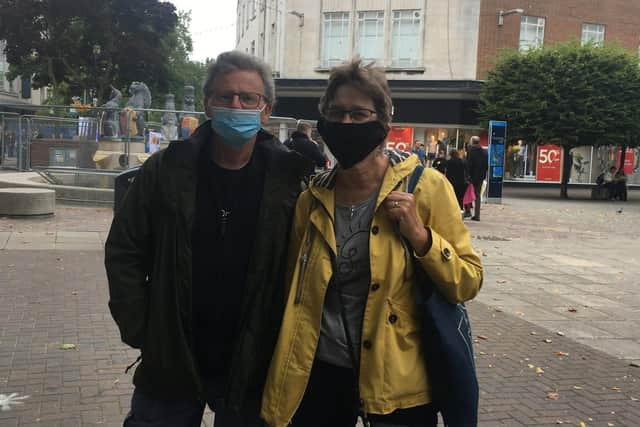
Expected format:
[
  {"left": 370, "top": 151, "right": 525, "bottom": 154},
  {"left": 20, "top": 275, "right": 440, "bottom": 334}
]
[
  {"left": 478, "top": 42, "right": 640, "bottom": 198},
  {"left": 0, "top": 0, "right": 178, "bottom": 103}
]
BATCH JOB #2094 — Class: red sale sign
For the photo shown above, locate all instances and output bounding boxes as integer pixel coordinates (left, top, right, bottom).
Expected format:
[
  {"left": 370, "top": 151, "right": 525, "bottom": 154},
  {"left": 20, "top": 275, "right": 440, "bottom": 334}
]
[
  {"left": 536, "top": 144, "right": 563, "bottom": 182},
  {"left": 616, "top": 148, "right": 636, "bottom": 175},
  {"left": 386, "top": 127, "right": 413, "bottom": 152}
]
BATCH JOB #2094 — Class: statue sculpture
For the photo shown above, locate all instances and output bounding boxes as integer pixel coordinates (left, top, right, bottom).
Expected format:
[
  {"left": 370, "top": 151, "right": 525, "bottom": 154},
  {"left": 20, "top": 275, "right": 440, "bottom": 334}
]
[
  {"left": 180, "top": 85, "right": 198, "bottom": 138},
  {"left": 161, "top": 94, "right": 178, "bottom": 141},
  {"left": 121, "top": 81, "right": 152, "bottom": 137},
  {"left": 102, "top": 86, "right": 122, "bottom": 138}
]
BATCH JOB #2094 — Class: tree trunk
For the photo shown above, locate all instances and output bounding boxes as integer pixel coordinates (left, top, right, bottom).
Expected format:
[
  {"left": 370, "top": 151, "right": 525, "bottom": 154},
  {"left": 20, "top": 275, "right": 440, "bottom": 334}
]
[
  {"left": 560, "top": 145, "right": 573, "bottom": 199},
  {"left": 619, "top": 145, "right": 627, "bottom": 171}
]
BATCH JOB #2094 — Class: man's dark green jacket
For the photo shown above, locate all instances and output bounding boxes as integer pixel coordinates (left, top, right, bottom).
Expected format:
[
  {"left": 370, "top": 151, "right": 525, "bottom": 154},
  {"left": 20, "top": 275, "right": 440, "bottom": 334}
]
[{"left": 104, "top": 122, "right": 309, "bottom": 414}]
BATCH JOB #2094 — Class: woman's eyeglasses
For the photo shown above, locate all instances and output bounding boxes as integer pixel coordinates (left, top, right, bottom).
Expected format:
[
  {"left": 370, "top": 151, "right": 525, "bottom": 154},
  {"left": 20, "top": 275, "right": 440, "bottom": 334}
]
[
  {"left": 210, "top": 91, "right": 267, "bottom": 109},
  {"left": 324, "top": 108, "right": 377, "bottom": 123}
]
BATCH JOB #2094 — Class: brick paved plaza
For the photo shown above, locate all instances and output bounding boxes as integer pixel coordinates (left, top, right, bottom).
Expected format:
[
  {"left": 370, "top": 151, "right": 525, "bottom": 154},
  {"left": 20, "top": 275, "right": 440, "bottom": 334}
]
[{"left": 0, "top": 186, "right": 638, "bottom": 426}]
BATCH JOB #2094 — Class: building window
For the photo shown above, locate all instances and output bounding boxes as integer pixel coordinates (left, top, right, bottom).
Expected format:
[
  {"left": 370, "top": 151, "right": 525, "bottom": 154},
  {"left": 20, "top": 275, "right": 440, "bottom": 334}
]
[
  {"left": 357, "top": 11, "right": 384, "bottom": 64},
  {"left": 391, "top": 10, "right": 421, "bottom": 68},
  {"left": 322, "top": 12, "right": 350, "bottom": 68},
  {"left": 582, "top": 23, "right": 605, "bottom": 46},
  {"left": 519, "top": 16, "right": 545, "bottom": 52},
  {"left": 251, "top": 40, "right": 255, "bottom": 55}
]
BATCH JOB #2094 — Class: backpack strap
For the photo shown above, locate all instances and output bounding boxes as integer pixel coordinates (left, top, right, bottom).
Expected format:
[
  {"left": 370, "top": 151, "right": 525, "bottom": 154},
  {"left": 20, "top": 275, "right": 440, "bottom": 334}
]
[{"left": 407, "top": 164, "right": 424, "bottom": 194}]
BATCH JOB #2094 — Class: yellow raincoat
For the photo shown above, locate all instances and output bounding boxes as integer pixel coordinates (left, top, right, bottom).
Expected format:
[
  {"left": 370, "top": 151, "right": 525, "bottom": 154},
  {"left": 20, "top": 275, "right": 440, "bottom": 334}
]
[{"left": 261, "top": 151, "right": 483, "bottom": 427}]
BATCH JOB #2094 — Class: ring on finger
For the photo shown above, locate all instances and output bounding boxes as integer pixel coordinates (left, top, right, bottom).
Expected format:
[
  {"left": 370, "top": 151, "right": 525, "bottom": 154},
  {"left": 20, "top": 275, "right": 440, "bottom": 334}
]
[{"left": 393, "top": 201, "right": 399, "bottom": 208}]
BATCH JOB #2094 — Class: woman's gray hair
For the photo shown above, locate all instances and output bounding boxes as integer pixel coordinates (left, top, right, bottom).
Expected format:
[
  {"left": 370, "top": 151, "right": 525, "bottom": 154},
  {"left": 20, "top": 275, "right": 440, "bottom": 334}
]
[
  {"left": 318, "top": 59, "right": 393, "bottom": 127},
  {"left": 203, "top": 50, "right": 275, "bottom": 104}
]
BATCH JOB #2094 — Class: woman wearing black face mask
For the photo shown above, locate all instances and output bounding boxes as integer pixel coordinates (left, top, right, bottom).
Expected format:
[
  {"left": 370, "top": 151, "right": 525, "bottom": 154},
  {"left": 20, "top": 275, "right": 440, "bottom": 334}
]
[{"left": 261, "top": 60, "right": 483, "bottom": 427}]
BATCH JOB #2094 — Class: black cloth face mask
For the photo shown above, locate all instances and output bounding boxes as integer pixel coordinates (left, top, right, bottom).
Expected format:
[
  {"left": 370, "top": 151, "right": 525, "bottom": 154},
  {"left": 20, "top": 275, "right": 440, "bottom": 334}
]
[{"left": 317, "top": 118, "right": 388, "bottom": 169}]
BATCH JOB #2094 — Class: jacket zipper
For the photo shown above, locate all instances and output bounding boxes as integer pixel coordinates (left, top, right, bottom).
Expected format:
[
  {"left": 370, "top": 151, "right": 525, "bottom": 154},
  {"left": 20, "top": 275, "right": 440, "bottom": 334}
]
[{"left": 294, "top": 226, "right": 314, "bottom": 305}]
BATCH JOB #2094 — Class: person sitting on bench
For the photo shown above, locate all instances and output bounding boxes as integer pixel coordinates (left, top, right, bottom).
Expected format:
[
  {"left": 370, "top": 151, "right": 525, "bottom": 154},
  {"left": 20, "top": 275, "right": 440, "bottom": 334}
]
[
  {"left": 602, "top": 166, "right": 617, "bottom": 199},
  {"left": 612, "top": 169, "right": 628, "bottom": 201}
]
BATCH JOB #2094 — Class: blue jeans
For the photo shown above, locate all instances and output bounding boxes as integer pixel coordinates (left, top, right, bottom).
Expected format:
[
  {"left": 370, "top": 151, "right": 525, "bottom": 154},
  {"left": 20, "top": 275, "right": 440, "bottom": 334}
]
[{"left": 124, "top": 387, "right": 264, "bottom": 427}]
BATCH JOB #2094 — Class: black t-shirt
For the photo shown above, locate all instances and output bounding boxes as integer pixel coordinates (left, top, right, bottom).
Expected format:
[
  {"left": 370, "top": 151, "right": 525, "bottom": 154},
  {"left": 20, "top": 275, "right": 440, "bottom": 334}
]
[{"left": 191, "top": 142, "right": 265, "bottom": 382}]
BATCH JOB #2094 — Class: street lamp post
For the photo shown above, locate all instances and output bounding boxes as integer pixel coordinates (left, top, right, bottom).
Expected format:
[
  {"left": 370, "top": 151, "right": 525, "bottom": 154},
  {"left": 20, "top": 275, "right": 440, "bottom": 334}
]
[{"left": 92, "top": 44, "right": 101, "bottom": 105}]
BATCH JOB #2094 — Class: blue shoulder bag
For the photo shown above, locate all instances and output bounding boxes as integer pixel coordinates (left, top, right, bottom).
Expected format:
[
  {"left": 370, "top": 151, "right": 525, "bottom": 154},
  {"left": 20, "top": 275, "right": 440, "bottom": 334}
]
[{"left": 406, "top": 165, "right": 479, "bottom": 427}]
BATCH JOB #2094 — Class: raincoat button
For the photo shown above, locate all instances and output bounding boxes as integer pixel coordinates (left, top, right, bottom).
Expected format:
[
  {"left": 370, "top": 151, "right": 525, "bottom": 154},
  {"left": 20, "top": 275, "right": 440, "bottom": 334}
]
[
  {"left": 363, "top": 340, "right": 372, "bottom": 349},
  {"left": 371, "top": 283, "right": 380, "bottom": 291},
  {"left": 442, "top": 247, "right": 452, "bottom": 260},
  {"left": 371, "top": 225, "right": 379, "bottom": 235},
  {"left": 388, "top": 314, "right": 398, "bottom": 324}
]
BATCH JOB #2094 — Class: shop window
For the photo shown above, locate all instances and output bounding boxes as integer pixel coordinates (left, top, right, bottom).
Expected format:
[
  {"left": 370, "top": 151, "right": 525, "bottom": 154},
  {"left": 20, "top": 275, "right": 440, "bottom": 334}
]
[
  {"left": 391, "top": 10, "right": 421, "bottom": 67},
  {"left": 357, "top": 11, "right": 384, "bottom": 64},
  {"left": 322, "top": 12, "right": 350, "bottom": 68},
  {"left": 582, "top": 23, "right": 605, "bottom": 46},
  {"left": 519, "top": 16, "right": 545, "bottom": 52}
]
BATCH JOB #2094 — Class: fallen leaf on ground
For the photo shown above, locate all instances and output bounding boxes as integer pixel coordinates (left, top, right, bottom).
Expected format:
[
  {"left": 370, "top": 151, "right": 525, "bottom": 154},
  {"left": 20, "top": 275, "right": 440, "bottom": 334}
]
[
  {"left": 497, "top": 280, "right": 507, "bottom": 284},
  {"left": 568, "top": 308, "right": 578, "bottom": 313},
  {"left": 573, "top": 385, "right": 583, "bottom": 390},
  {"left": 544, "top": 339, "right": 553, "bottom": 343},
  {"left": 477, "top": 335, "right": 488, "bottom": 340},
  {"left": 60, "top": 343, "right": 76, "bottom": 350},
  {"left": 631, "top": 396, "right": 638, "bottom": 401},
  {"left": 536, "top": 367, "right": 545, "bottom": 374},
  {"left": 527, "top": 364, "right": 535, "bottom": 369},
  {"left": 579, "top": 422, "right": 586, "bottom": 427},
  {"left": 530, "top": 331, "right": 537, "bottom": 335},
  {"left": 547, "top": 392, "right": 560, "bottom": 400},
  {"left": 555, "top": 351, "right": 569, "bottom": 357},
  {"left": 611, "top": 386, "right": 621, "bottom": 391},
  {"left": 479, "top": 351, "right": 486, "bottom": 355},
  {"left": 557, "top": 331, "right": 565, "bottom": 336},
  {"left": 608, "top": 423, "right": 615, "bottom": 426},
  {"left": 630, "top": 361, "right": 640, "bottom": 368}
]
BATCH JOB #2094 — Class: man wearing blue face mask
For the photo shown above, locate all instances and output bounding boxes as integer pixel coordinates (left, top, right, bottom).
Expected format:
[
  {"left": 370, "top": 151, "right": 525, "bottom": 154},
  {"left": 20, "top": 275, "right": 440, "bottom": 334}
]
[{"left": 105, "top": 50, "right": 311, "bottom": 427}]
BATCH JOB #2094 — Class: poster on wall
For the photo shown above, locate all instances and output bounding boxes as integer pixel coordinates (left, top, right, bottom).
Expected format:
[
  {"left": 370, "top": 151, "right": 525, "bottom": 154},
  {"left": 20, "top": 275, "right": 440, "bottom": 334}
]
[
  {"left": 386, "top": 127, "right": 413, "bottom": 152},
  {"left": 616, "top": 148, "right": 637, "bottom": 175},
  {"left": 536, "top": 144, "right": 563, "bottom": 182}
]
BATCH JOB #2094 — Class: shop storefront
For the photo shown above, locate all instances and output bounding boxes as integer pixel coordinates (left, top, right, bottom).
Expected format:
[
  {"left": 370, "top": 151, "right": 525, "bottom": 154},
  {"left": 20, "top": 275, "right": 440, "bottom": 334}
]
[{"left": 503, "top": 143, "right": 640, "bottom": 185}]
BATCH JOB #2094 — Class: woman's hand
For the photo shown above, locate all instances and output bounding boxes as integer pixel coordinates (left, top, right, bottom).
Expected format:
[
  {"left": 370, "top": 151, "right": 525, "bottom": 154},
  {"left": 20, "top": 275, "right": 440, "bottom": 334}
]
[{"left": 383, "top": 191, "right": 432, "bottom": 256}]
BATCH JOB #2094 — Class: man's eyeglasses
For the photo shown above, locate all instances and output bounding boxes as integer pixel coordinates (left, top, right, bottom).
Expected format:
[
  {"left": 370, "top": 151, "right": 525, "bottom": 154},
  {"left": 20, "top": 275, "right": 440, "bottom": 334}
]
[
  {"left": 210, "top": 92, "right": 267, "bottom": 109},
  {"left": 324, "top": 108, "right": 377, "bottom": 123}
]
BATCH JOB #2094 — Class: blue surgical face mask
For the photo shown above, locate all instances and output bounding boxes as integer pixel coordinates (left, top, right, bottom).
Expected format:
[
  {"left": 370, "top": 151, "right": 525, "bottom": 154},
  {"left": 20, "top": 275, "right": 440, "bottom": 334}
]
[{"left": 209, "top": 106, "right": 263, "bottom": 148}]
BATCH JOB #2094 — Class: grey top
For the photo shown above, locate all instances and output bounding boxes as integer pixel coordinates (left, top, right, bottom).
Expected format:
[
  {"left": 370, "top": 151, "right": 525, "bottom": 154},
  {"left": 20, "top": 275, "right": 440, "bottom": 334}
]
[{"left": 316, "top": 191, "right": 378, "bottom": 369}]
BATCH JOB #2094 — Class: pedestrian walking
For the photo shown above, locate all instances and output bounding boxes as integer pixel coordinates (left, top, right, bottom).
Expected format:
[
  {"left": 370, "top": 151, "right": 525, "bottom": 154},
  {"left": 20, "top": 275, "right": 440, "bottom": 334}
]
[
  {"left": 466, "top": 136, "right": 488, "bottom": 221},
  {"left": 432, "top": 150, "right": 447, "bottom": 174},
  {"left": 411, "top": 140, "right": 427, "bottom": 165},
  {"left": 260, "top": 59, "right": 483, "bottom": 427},
  {"left": 105, "top": 50, "right": 310, "bottom": 427},
  {"left": 284, "top": 121, "right": 327, "bottom": 179},
  {"left": 445, "top": 148, "right": 467, "bottom": 210}
]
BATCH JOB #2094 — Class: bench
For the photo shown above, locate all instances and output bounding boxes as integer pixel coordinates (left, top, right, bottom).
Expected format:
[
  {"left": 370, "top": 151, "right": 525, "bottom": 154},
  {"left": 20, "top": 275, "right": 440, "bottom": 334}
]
[{"left": 0, "top": 188, "right": 55, "bottom": 216}]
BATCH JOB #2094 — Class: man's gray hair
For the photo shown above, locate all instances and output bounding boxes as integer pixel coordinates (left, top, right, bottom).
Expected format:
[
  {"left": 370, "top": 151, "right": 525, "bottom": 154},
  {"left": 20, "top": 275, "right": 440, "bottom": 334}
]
[
  {"left": 470, "top": 136, "right": 480, "bottom": 145},
  {"left": 203, "top": 50, "right": 275, "bottom": 104}
]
